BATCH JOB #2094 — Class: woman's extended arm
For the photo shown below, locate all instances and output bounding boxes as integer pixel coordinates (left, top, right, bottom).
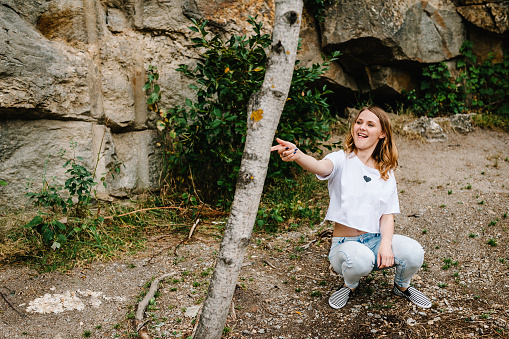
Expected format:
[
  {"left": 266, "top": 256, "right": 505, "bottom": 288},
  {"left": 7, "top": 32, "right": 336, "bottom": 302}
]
[
  {"left": 377, "top": 214, "right": 395, "bottom": 268},
  {"left": 270, "top": 138, "right": 333, "bottom": 177}
]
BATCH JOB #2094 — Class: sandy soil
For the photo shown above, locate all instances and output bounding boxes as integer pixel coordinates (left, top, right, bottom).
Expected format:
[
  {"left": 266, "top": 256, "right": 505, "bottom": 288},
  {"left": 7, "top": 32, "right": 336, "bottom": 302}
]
[{"left": 0, "top": 129, "right": 508, "bottom": 339}]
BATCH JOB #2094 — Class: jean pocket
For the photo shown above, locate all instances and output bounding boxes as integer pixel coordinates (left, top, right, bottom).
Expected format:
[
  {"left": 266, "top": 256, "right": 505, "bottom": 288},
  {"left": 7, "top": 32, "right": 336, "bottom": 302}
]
[{"left": 328, "top": 237, "right": 345, "bottom": 259}]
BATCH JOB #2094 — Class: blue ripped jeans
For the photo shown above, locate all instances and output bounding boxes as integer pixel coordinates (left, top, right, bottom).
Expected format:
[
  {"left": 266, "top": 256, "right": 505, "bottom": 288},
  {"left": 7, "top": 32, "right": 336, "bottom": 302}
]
[{"left": 328, "top": 233, "right": 424, "bottom": 290}]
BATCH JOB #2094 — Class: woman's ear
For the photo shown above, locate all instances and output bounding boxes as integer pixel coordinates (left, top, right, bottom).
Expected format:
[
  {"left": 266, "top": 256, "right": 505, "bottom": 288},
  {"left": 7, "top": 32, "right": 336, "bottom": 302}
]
[{"left": 379, "top": 132, "right": 386, "bottom": 139}]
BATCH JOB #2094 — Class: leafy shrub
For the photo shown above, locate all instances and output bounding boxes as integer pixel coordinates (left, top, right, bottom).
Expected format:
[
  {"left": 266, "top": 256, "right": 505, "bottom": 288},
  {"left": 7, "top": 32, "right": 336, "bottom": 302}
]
[
  {"left": 146, "top": 17, "right": 340, "bottom": 207},
  {"left": 405, "top": 41, "right": 509, "bottom": 117},
  {"left": 24, "top": 140, "right": 122, "bottom": 249},
  {"left": 303, "top": 0, "right": 336, "bottom": 22}
]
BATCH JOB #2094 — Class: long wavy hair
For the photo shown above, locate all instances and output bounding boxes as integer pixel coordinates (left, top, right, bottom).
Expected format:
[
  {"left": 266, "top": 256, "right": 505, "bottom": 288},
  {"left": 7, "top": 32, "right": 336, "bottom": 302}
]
[{"left": 344, "top": 106, "right": 398, "bottom": 180}]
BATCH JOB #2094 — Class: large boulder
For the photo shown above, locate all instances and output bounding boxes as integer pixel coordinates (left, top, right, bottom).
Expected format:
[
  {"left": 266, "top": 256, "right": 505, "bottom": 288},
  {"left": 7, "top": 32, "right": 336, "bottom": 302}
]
[
  {"left": 320, "top": 0, "right": 467, "bottom": 96},
  {"left": 321, "top": 0, "right": 466, "bottom": 64},
  {"left": 454, "top": 0, "right": 509, "bottom": 35}
]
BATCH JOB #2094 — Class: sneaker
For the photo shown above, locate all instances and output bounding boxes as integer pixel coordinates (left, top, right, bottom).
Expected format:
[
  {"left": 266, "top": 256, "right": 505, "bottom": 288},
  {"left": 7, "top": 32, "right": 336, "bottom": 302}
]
[
  {"left": 329, "top": 286, "right": 352, "bottom": 309},
  {"left": 393, "top": 285, "right": 432, "bottom": 309}
]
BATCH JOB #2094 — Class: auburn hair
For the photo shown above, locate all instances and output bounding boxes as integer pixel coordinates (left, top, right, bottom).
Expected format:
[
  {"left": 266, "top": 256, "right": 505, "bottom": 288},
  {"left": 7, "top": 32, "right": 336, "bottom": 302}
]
[{"left": 343, "top": 106, "right": 398, "bottom": 180}]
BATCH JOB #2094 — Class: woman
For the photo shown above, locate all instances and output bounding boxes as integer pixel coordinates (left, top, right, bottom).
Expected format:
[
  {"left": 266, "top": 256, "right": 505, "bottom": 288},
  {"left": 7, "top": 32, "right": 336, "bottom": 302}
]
[{"left": 271, "top": 106, "right": 431, "bottom": 309}]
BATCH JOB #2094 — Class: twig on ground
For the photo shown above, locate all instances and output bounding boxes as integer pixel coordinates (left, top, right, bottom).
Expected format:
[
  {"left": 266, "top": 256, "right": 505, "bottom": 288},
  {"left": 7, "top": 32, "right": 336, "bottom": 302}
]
[
  {"left": 231, "top": 301, "right": 237, "bottom": 321},
  {"left": 174, "top": 204, "right": 205, "bottom": 255},
  {"left": 301, "top": 239, "right": 317, "bottom": 249},
  {"left": 263, "top": 259, "right": 277, "bottom": 269},
  {"left": 191, "top": 305, "right": 203, "bottom": 338},
  {"left": 174, "top": 218, "right": 200, "bottom": 256},
  {"left": 104, "top": 206, "right": 182, "bottom": 220},
  {"left": 0, "top": 291, "right": 26, "bottom": 318},
  {"left": 492, "top": 326, "right": 508, "bottom": 339},
  {"left": 135, "top": 272, "right": 175, "bottom": 339}
]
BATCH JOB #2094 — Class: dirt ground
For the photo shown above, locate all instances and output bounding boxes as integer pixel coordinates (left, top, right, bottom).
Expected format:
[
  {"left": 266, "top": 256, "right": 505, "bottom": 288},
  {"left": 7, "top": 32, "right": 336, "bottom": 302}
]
[{"left": 0, "top": 129, "right": 508, "bottom": 339}]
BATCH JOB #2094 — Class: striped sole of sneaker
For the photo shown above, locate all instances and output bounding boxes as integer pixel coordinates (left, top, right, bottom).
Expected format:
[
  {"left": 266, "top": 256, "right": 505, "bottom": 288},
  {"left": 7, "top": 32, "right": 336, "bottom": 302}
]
[
  {"left": 328, "top": 286, "right": 352, "bottom": 309},
  {"left": 393, "top": 285, "right": 432, "bottom": 309}
]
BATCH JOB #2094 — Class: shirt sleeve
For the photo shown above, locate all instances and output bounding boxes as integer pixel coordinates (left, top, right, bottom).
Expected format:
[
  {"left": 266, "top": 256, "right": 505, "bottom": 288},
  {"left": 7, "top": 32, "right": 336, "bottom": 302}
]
[
  {"left": 383, "top": 188, "right": 400, "bottom": 214},
  {"left": 316, "top": 151, "right": 346, "bottom": 181}
]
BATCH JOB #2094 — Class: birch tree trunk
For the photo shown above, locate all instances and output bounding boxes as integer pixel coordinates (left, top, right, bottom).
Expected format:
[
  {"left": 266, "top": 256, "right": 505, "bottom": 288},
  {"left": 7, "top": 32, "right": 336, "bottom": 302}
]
[{"left": 194, "top": 1, "right": 303, "bottom": 338}]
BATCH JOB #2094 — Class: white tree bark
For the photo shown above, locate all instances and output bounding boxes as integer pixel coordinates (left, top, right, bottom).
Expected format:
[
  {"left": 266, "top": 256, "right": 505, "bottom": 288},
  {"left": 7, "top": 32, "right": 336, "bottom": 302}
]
[{"left": 194, "top": 1, "right": 303, "bottom": 338}]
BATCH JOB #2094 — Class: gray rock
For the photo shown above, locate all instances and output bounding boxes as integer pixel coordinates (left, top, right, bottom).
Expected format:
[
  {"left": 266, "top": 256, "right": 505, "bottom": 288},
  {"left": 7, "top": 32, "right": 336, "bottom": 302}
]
[
  {"left": 449, "top": 113, "right": 476, "bottom": 134},
  {"left": 321, "top": 0, "right": 466, "bottom": 64},
  {"left": 403, "top": 117, "right": 448, "bottom": 142}
]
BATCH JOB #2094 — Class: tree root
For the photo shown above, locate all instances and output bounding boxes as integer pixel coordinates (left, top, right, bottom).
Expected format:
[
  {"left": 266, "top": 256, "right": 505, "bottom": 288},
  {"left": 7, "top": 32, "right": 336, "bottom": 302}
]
[{"left": 135, "top": 272, "right": 175, "bottom": 339}]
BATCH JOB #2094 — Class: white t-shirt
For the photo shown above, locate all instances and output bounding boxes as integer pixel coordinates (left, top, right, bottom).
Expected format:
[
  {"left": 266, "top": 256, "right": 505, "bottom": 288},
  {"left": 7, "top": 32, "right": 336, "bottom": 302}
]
[{"left": 316, "top": 150, "right": 400, "bottom": 233}]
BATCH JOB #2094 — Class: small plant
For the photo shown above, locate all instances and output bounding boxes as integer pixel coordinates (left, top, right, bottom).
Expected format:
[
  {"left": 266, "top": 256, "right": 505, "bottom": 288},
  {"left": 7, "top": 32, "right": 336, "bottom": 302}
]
[
  {"left": 440, "top": 204, "right": 446, "bottom": 208},
  {"left": 310, "top": 290, "right": 322, "bottom": 297},
  {"left": 469, "top": 233, "right": 477, "bottom": 238},
  {"left": 295, "top": 287, "right": 301, "bottom": 292},
  {"left": 422, "top": 229, "right": 428, "bottom": 234},
  {"left": 438, "top": 283, "right": 447, "bottom": 288},
  {"left": 442, "top": 258, "right": 458, "bottom": 270},
  {"left": 488, "top": 220, "right": 498, "bottom": 226},
  {"left": 486, "top": 238, "right": 498, "bottom": 246},
  {"left": 304, "top": 0, "right": 336, "bottom": 22},
  {"left": 421, "top": 261, "right": 429, "bottom": 271},
  {"left": 83, "top": 331, "right": 91, "bottom": 338},
  {"left": 223, "top": 327, "right": 231, "bottom": 335},
  {"left": 465, "top": 184, "right": 472, "bottom": 189},
  {"left": 448, "top": 190, "right": 452, "bottom": 195}
]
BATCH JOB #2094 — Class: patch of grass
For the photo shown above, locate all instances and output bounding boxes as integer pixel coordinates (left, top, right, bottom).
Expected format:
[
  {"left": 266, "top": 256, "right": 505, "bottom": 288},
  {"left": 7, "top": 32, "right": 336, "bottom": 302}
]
[
  {"left": 310, "top": 291, "right": 322, "bottom": 297},
  {"left": 472, "top": 113, "right": 509, "bottom": 131},
  {"left": 469, "top": 233, "right": 477, "bottom": 238},
  {"left": 83, "top": 331, "right": 91, "bottom": 338},
  {"left": 486, "top": 238, "right": 498, "bottom": 246}
]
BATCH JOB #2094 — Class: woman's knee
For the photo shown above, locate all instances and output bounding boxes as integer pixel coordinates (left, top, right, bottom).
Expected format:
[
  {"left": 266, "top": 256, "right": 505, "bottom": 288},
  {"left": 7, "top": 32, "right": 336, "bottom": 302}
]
[
  {"left": 392, "top": 235, "right": 424, "bottom": 268},
  {"left": 331, "top": 241, "right": 375, "bottom": 276}
]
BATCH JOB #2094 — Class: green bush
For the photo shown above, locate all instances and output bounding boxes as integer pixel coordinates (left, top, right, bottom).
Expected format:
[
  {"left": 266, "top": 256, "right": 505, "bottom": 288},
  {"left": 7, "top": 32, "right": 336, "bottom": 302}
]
[
  {"left": 405, "top": 41, "right": 509, "bottom": 117},
  {"left": 146, "top": 17, "right": 340, "bottom": 207},
  {"left": 303, "top": 0, "right": 336, "bottom": 22}
]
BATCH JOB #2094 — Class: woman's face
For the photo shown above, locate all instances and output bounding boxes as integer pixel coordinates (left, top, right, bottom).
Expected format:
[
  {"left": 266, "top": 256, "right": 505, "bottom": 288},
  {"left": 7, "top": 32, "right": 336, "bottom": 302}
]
[{"left": 352, "top": 109, "right": 386, "bottom": 152}]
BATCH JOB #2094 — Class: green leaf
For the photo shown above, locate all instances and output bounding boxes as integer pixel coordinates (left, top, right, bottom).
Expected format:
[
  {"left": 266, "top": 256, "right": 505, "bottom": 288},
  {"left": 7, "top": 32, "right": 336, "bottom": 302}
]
[
  {"left": 0, "top": 180, "right": 6, "bottom": 186},
  {"left": 25, "top": 216, "right": 44, "bottom": 229}
]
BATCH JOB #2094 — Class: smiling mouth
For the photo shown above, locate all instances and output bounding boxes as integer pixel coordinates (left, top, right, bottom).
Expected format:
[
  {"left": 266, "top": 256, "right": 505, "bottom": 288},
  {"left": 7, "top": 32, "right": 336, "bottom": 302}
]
[{"left": 357, "top": 133, "right": 368, "bottom": 138}]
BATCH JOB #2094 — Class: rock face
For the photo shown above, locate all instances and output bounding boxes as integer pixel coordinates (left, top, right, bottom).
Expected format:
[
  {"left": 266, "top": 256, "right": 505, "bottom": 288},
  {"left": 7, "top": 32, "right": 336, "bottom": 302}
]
[{"left": 0, "top": 0, "right": 507, "bottom": 206}]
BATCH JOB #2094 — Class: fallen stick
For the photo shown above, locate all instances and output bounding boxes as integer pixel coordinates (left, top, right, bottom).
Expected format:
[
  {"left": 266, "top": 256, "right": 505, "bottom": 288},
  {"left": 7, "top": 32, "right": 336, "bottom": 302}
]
[
  {"left": 263, "top": 259, "right": 277, "bottom": 269},
  {"left": 136, "top": 272, "right": 175, "bottom": 338},
  {"left": 104, "top": 206, "right": 182, "bottom": 220},
  {"left": 174, "top": 218, "right": 201, "bottom": 256},
  {"left": 0, "top": 292, "right": 25, "bottom": 318}
]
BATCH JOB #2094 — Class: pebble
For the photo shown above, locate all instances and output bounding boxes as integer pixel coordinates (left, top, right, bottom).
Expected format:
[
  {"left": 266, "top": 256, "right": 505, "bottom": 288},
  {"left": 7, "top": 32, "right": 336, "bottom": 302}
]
[{"left": 406, "top": 318, "right": 416, "bottom": 325}]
